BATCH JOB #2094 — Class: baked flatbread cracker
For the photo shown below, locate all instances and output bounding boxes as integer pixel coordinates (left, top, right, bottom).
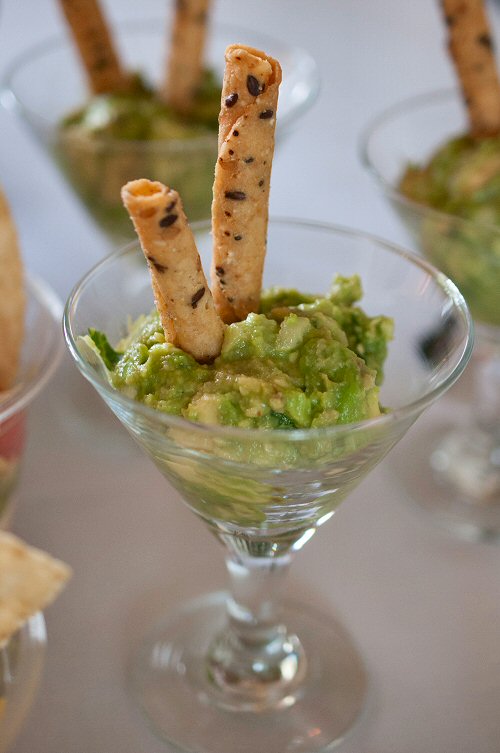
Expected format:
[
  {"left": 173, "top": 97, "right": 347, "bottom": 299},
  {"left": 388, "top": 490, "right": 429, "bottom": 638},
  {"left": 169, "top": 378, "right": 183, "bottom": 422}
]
[
  {"left": 210, "top": 45, "right": 281, "bottom": 323},
  {"left": 0, "top": 531, "right": 71, "bottom": 647},
  {"left": 0, "top": 190, "right": 25, "bottom": 392},
  {"left": 58, "top": 0, "right": 130, "bottom": 94},
  {"left": 162, "top": 0, "right": 211, "bottom": 114},
  {"left": 121, "top": 179, "right": 225, "bottom": 363},
  {"left": 441, "top": 0, "right": 500, "bottom": 137}
]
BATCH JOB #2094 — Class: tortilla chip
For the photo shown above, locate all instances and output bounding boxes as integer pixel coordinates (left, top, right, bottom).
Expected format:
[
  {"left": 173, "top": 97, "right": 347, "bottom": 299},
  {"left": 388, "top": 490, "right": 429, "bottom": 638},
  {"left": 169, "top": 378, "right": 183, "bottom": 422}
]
[
  {"left": 0, "top": 531, "right": 71, "bottom": 647},
  {"left": 0, "top": 189, "right": 25, "bottom": 391}
]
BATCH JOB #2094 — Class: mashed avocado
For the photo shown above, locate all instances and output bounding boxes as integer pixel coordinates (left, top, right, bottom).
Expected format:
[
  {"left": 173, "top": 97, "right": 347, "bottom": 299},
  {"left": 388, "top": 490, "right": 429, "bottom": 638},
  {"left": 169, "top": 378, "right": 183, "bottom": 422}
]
[
  {"left": 88, "top": 275, "right": 393, "bottom": 430},
  {"left": 55, "top": 71, "right": 220, "bottom": 236},
  {"left": 399, "top": 134, "right": 500, "bottom": 326}
]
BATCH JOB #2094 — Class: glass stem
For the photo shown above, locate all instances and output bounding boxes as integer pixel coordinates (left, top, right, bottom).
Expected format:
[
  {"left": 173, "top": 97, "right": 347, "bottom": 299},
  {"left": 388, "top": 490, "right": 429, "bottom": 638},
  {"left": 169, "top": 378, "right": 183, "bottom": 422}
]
[
  {"left": 206, "top": 552, "right": 307, "bottom": 711},
  {"left": 434, "top": 333, "right": 500, "bottom": 504}
]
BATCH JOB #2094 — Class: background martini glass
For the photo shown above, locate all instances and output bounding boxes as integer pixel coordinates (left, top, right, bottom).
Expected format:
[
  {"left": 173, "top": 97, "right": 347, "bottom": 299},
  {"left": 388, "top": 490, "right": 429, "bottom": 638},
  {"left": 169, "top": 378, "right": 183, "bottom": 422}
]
[
  {"left": 1, "top": 19, "right": 319, "bottom": 243},
  {"left": 361, "top": 89, "right": 500, "bottom": 541},
  {"left": 64, "top": 219, "right": 472, "bottom": 752}
]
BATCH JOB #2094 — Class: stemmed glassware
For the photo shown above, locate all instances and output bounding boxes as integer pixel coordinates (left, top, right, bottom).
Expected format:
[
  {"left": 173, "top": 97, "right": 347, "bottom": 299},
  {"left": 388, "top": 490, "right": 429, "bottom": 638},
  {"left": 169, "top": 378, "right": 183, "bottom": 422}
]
[
  {"left": 0, "top": 274, "right": 62, "bottom": 748},
  {"left": 0, "top": 275, "right": 63, "bottom": 529},
  {"left": 1, "top": 19, "right": 319, "bottom": 243},
  {"left": 361, "top": 89, "right": 500, "bottom": 540},
  {"left": 64, "top": 219, "right": 472, "bottom": 752}
]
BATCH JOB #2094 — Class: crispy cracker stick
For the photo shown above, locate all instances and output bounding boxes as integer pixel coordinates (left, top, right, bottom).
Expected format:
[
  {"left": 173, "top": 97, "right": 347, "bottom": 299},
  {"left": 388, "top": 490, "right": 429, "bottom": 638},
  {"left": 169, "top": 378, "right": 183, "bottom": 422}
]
[
  {"left": 162, "top": 0, "right": 212, "bottom": 114},
  {"left": 440, "top": 0, "right": 500, "bottom": 137},
  {"left": 122, "top": 179, "right": 224, "bottom": 363},
  {"left": 210, "top": 45, "right": 281, "bottom": 324},
  {"left": 0, "top": 189, "right": 25, "bottom": 391},
  {"left": 58, "top": 0, "right": 129, "bottom": 94}
]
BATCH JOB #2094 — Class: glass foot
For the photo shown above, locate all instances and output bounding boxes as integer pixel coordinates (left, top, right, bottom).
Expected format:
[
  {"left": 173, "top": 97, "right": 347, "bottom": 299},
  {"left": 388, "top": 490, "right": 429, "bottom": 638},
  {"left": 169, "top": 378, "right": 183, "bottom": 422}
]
[{"left": 129, "top": 592, "right": 368, "bottom": 753}]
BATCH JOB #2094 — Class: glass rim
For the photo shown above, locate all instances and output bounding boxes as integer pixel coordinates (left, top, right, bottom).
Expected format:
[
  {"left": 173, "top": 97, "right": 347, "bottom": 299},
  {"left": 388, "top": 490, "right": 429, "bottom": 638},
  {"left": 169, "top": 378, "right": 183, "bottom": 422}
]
[
  {"left": 359, "top": 86, "right": 500, "bottom": 236},
  {"left": 63, "top": 216, "right": 474, "bottom": 443},
  {"left": 0, "top": 275, "right": 63, "bottom": 423},
  {"left": 0, "top": 17, "right": 320, "bottom": 148}
]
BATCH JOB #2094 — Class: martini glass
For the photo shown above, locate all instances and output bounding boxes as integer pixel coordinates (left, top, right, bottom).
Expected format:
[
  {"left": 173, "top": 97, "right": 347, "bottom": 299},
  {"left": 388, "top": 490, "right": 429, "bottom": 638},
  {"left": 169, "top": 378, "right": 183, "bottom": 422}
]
[
  {"left": 64, "top": 219, "right": 472, "bottom": 752},
  {"left": 0, "top": 276, "right": 63, "bottom": 529},
  {"left": 361, "top": 89, "right": 500, "bottom": 540},
  {"left": 0, "top": 613, "right": 46, "bottom": 753},
  {"left": 1, "top": 20, "right": 319, "bottom": 243}
]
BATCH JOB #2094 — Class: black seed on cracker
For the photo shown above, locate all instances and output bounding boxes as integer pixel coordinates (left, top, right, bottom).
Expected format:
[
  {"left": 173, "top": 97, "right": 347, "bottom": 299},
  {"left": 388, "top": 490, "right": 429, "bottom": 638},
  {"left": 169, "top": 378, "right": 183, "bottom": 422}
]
[
  {"left": 477, "top": 33, "right": 493, "bottom": 49},
  {"left": 159, "top": 213, "right": 178, "bottom": 228},
  {"left": 234, "top": 235, "right": 242, "bottom": 241},
  {"left": 258, "top": 179, "right": 264, "bottom": 187},
  {"left": 191, "top": 287, "right": 205, "bottom": 308},
  {"left": 229, "top": 149, "right": 234, "bottom": 155},
  {"left": 243, "top": 157, "right": 254, "bottom": 163},
  {"left": 225, "top": 190, "right": 246, "bottom": 200},
  {"left": 225, "top": 211, "right": 232, "bottom": 217},
  {"left": 225, "top": 92, "right": 238, "bottom": 107},
  {"left": 259, "top": 109, "right": 273, "bottom": 119},
  {"left": 166, "top": 200, "right": 177, "bottom": 212},
  {"left": 247, "top": 75, "right": 263, "bottom": 96},
  {"left": 147, "top": 256, "right": 168, "bottom": 273},
  {"left": 233, "top": 130, "right": 239, "bottom": 136},
  {"left": 215, "top": 266, "right": 225, "bottom": 277}
]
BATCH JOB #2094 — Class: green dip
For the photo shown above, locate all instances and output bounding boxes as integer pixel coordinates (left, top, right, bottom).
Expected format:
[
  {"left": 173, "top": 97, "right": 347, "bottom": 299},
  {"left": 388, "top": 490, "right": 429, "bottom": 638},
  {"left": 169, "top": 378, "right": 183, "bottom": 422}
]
[
  {"left": 88, "top": 275, "right": 393, "bottom": 430},
  {"left": 56, "top": 71, "right": 221, "bottom": 237},
  {"left": 399, "top": 134, "right": 500, "bottom": 326}
]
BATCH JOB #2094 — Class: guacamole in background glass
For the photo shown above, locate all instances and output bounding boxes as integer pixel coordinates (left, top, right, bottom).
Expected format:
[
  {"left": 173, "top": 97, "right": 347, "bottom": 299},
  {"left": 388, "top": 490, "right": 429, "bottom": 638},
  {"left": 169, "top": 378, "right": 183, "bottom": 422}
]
[
  {"left": 86, "top": 275, "right": 393, "bottom": 431},
  {"left": 55, "top": 71, "right": 221, "bottom": 238},
  {"left": 399, "top": 134, "right": 500, "bottom": 327}
]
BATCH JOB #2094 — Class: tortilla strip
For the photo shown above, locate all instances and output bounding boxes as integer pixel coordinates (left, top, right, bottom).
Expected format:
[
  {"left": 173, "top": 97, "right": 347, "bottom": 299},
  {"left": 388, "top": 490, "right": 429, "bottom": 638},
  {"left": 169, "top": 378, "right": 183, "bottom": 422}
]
[
  {"left": 58, "top": 0, "right": 130, "bottom": 94},
  {"left": 121, "top": 179, "right": 224, "bottom": 363},
  {"left": 210, "top": 45, "right": 281, "bottom": 324},
  {"left": 440, "top": 0, "right": 500, "bottom": 137},
  {"left": 0, "top": 189, "right": 25, "bottom": 392},
  {"left": 162, "top": 0, "right": 212, "bottom": 114},
  {"left": 0, "top": 531, "right": 71, "bottom": 647}
]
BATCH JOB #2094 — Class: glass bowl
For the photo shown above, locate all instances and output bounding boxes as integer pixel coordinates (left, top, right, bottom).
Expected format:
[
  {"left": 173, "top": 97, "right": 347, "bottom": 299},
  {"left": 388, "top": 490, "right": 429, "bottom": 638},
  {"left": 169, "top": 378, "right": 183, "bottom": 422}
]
[
  {"left": 361, "top": 88, "right": 500, "bottom": 539},
  {"left": 0, "top": 276, "right": 63, "bottom": 528},
  {"left": 63, "top": 219, "right": 472, "bottom": 752},
  {"left": 0, "top": 613, "right": 46, "bottom": 753},
  {"left": 1, "top": 19, "right": 319, "bottom": 242}
]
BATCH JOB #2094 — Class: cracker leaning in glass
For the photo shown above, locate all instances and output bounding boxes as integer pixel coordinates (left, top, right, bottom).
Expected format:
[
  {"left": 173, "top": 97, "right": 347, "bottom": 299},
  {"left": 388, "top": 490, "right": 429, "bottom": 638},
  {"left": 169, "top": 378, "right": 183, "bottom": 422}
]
[
  {"left": 0, "top": 531, "right": 71, "bottom": 753},
  {"left": 0, "top": 190, "right": 63, "bottom": 529},
  {"left": 64, "top": 43, "right": 472, "bottom": 752},
  {"left": 1, "top": 0, "right": 318, "bottom": 243},
  {"left": 361, "top": 0, "right": 500, "bottom": 539}
]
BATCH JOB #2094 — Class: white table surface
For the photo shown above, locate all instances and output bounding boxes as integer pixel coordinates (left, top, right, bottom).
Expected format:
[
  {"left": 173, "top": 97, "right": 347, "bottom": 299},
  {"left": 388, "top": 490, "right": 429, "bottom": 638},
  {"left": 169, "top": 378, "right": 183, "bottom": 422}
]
[{"left": 1, "top": 1, "right": 500, "bottom": 752}]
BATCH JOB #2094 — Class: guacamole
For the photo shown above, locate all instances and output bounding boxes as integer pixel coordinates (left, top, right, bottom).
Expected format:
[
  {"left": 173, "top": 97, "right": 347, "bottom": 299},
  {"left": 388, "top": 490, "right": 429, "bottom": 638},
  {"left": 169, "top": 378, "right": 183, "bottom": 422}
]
[
  {"left": 399, "top": 134, "right": 500, "bottom": 327},
  {"left": 87, "top": 275, "right": 393, "bottom": 430},
  {"left": 55, "top": 71, "right": 221, "bottom": 237}
]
